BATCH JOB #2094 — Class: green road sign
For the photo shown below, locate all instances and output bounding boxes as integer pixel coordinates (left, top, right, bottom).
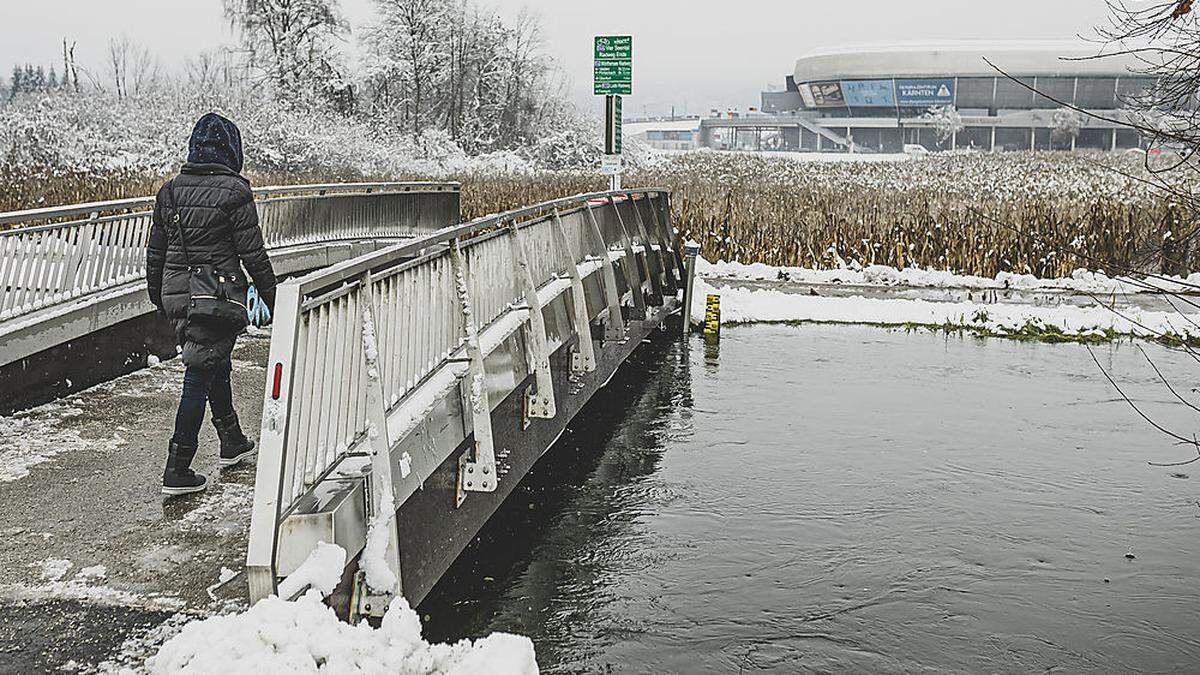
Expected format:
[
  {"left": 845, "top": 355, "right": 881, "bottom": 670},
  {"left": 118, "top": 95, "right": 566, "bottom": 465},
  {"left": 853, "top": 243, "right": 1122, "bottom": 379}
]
[
  {"left": 595, "top": 81, "right": 633, "bottom": 96},
  {"left": 594, "top": 35, "right": 632, "bottom": 61},
  {"left": 605, "top": 95, "right": 623, "bottom": 154},
  {"left": 594, "top": 62, "right": 632, "bottom": 82},
  {"left": 594, "top": 35, "right": 632, "bottom": 96}
]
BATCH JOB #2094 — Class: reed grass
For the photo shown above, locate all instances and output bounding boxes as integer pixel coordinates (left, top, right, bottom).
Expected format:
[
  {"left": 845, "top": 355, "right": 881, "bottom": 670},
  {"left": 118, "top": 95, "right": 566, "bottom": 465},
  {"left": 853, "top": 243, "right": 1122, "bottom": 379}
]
[{"left": 2, "top": 151, "right": 1190, "bottom": 278}]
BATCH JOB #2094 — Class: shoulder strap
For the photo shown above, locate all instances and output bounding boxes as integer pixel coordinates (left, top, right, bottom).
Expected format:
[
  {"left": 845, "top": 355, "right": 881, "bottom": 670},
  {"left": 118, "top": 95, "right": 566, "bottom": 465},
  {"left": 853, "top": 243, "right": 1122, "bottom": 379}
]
[{"left": 161, "top": 181, "right": 192, "bottom": 266}]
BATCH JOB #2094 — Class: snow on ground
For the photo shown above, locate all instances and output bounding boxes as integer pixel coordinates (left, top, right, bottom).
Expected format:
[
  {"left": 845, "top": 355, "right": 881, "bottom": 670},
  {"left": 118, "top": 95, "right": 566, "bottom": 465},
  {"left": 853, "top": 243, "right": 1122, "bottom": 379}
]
[
  {"left": 0, "top": 402, "right": 96, "bottom": 482},
  {"left": 693, "top": 259, "right": 1200, "bottom": 340},
  {"left": 145, "top": 543, "right": 537, "bottom": 674},
  {"left": 0, "top": 354, "right": 183, "bottom": 484},
  {"left": 691, "top": 277, "right": 1200, "bottom": 341},
  {"left": 698, "top": 258, "right": 1200, "bottom": 295},
  {"left": 146, "top": 592, "right": 537, "bottom": 675},
  {"left": 7, "top": 557, "right": 185, "bottom": 610}
]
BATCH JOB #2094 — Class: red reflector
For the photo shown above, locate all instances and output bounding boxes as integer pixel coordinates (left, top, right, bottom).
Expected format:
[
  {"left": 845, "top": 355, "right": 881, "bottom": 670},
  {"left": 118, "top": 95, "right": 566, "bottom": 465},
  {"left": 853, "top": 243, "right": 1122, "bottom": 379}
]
[{"left": 272, "top": 363, "right": 283, "bottom": 399}]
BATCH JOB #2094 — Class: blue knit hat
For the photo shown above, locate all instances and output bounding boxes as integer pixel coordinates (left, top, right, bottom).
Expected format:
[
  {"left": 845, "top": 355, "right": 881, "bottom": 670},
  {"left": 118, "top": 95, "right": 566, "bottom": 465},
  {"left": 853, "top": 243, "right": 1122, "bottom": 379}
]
[{"left": 187, "top": 112, "right": 244, "bottom": 173}]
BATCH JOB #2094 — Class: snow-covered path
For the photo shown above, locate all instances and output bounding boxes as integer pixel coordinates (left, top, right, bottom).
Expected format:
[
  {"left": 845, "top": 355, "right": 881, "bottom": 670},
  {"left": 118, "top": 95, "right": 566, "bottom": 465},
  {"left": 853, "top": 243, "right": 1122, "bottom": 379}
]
[{"left": 0, "top": 335, "right": 270, "bottom": 671}]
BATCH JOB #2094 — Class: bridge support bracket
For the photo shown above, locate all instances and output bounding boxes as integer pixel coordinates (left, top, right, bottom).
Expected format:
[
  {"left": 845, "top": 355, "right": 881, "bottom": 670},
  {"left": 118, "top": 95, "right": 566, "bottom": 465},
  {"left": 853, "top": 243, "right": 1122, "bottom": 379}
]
[
  {"left": 608, "top": 196, "right": 648, "bottom": 321},
  {"left": 584, "top": 205, "right": 628, "bottom": 343},
  {"left": 350, "top": 569, "right": 394, "bottom": 621},
  {"left": 508, "top": 221, "right": 557, "bottom": 420},
  {"left": 451, "top": 237, "right": 498, "bottom": 507},
  {"left": 551, "top": 209, "right": 597, "bottom": 377},
  {"left": 457, "top": 444, "right": 497, "bottom": 507}
]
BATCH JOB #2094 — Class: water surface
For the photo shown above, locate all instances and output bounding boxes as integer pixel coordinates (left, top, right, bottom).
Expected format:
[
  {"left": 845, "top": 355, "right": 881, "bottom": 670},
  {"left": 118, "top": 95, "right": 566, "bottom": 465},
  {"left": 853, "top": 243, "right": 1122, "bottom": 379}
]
[{"left": 423, "top": 325, "right": 1200, "bottom": 673}]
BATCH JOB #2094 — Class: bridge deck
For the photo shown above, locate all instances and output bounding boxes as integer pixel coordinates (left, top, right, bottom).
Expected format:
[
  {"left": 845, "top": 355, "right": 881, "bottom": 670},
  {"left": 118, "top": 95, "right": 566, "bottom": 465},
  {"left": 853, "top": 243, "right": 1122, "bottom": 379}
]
[{"left": 0, "top": 335, "right": 271, "bottom": 668}]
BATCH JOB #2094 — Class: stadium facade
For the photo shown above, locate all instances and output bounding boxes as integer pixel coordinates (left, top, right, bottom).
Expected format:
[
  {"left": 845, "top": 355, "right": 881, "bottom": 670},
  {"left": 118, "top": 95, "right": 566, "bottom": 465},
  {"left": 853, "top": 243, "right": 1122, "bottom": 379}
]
[{"left": 715, "top": 43, "right": 1151, "bottom": 153}]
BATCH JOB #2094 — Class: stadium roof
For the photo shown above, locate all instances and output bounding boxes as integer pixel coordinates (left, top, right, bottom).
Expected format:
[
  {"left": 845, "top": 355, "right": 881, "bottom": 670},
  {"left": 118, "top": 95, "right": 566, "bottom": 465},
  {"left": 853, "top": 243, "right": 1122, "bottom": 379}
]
[{"left": 794, "top": 42, "right": 1146, "bottom": 83}]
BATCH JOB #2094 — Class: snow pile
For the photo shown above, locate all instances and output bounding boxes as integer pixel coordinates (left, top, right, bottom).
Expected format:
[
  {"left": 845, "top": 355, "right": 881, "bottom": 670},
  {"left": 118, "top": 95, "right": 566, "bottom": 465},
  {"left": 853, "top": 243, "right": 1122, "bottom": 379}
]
[
  {"left": 277, "top": 541, "right": 347, "bottom": 599},
  {"left": 698, "top": 258, "right": 1199, "bottom": 295},
  {"left": 146, "top": 592, "right": 538, "bottom": 674},
  {"left": 691, "top": 277, "right": 1200, "bottom": 341},
  {"left": 362, "top": 493, "right": 399, "bottom": 594}
]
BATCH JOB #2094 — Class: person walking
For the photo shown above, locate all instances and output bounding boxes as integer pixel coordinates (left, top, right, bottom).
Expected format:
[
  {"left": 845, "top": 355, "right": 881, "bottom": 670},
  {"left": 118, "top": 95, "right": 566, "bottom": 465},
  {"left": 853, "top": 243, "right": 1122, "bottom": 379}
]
[{"left": 146, "top": 112, "right": 277, "bottom": 496}]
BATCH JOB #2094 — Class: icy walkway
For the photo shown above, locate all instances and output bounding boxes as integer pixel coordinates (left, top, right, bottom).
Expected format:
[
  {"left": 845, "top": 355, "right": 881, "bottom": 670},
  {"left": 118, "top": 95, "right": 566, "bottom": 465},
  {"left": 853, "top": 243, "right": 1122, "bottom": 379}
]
[{"left": 0, "top": 334, "right": 270, "bottom": 671}]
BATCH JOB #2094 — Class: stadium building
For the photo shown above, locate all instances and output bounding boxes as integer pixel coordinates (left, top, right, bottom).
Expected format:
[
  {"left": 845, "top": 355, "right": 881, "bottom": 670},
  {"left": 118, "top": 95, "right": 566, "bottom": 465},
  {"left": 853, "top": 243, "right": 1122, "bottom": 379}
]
[{"left": 701, "top": 43, "right": 1152, "bottom": 153}]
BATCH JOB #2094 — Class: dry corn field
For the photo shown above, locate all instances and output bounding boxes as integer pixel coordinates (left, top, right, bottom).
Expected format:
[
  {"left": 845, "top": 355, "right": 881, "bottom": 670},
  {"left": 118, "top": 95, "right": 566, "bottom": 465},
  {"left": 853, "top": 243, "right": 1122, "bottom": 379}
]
[{"left": 3, "top": 151, "right": 1193, "bottom": 278}]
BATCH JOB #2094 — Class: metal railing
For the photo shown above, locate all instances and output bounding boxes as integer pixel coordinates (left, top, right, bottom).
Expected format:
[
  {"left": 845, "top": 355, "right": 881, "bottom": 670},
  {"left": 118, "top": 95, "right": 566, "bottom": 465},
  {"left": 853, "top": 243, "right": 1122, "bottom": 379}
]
[
  {"left": 0, "top": 182, "right": 459, "bottom": 322},
  {"left": 246, "top": 188, "right": 679, "bottom": 602}
]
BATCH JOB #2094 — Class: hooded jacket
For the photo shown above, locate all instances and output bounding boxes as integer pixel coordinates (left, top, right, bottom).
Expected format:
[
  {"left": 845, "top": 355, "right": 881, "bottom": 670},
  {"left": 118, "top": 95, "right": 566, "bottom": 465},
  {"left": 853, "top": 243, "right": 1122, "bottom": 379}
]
[{"left": 146, "top": 114, "right": 277, "bottom": 360}]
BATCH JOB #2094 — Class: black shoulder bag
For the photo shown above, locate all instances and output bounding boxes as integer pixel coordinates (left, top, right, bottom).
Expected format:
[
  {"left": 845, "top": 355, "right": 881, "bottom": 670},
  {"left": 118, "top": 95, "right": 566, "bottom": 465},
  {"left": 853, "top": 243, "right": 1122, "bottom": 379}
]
[{"left": 161, "top": 184, "right": 250, "bottom": 328}]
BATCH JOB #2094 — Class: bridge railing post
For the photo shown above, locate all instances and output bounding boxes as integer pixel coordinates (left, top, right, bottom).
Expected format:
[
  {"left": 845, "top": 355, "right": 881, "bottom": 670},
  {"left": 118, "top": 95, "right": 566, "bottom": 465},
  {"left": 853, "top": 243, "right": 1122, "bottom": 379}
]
[
  {"left": 607, "top": 195, "right": 648, "bottom": 320},
  {"left": 551, "top": 208, "right": 597, "bottom": 375},
  {"left": 507, "top": 220, "right": 557, "bottom": 420},
  {"left": 450, "top": 236, "right": 498, "bottom": 506},
  {"left": 246, "top": 281, "right": 305, "bottom": 603},
  {"left": 628, "top": 194, "right": 668, "bottom": 304},
  {"left": 355, "top": 269, "right": 404, "bottom": 615},
  {"left": 584, "top": 202, "right": 627, "bottom": 342}
]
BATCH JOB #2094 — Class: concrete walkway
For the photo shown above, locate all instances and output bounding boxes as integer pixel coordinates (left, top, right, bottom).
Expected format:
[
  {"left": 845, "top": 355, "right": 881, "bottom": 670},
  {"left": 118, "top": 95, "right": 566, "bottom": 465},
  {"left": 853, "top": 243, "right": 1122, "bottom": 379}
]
[{"left": 0, "top": 333, "right": 270, "bottom": 672}]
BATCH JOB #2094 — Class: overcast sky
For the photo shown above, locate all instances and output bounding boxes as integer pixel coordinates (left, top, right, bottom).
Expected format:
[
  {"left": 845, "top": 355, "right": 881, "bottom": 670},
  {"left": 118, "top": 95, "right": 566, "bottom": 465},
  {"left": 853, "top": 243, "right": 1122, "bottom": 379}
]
[{"left": 1, "top": 0, "right": 1113, "bottom": 116}]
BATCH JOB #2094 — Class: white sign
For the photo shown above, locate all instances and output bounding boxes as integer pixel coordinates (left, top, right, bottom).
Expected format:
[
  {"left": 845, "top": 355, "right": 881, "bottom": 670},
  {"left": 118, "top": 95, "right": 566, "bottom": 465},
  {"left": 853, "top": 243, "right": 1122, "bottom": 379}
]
[{"left": 600, "top": 154, "right": 623, "bottom": 175}]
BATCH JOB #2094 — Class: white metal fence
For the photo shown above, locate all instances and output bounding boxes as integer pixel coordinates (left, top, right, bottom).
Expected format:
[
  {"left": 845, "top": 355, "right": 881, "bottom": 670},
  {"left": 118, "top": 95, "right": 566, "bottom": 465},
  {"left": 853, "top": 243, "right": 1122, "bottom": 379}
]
[
  {"left": 0, "top": 182, "right": 459, "bottom": 322},
  {"left": 246, "top": 189, "right": 678, "bottom": 602}
]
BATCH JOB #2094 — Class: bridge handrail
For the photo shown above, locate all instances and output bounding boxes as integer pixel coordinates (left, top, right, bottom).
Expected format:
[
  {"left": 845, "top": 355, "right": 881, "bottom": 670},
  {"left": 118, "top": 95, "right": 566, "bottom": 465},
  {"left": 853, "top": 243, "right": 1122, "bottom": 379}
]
[
  {"left": 0, "top": 182, "right": 459, "bottom": 228},
  {"left": 0, "top": 182, "right": 461, "bottom": 323},
  {"left": 246, "top": 186, "right": 678, "bottom": 601}
]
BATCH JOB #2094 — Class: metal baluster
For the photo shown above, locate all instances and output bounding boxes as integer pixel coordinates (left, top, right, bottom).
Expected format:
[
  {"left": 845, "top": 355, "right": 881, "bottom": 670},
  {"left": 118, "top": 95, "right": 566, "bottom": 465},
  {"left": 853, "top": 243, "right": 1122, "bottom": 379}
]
[
  {"left": 508, "top": 220, "right": 556, "bottom": 419},
  {"left": 551, "top": 209, "right": 597, "bottom": 374},
  {"left": 450, "top": 237, "right": 497, "bottom": 505},
  {"left": 584, "top": 203, "right": 627, "bottom": 341},
  {"left": 607, "top": 196, "right": 648, "bottom": 319}
]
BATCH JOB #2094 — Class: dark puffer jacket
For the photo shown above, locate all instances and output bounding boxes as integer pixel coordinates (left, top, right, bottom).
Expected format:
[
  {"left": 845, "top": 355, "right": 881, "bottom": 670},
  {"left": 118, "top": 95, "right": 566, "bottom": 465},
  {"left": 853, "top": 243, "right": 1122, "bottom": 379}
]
[
  {"left": 145, "top": 163, "right": 277, "bottom": 320},
  {"left": 146, "top": 114, "right": 276, "bottom": 367}
]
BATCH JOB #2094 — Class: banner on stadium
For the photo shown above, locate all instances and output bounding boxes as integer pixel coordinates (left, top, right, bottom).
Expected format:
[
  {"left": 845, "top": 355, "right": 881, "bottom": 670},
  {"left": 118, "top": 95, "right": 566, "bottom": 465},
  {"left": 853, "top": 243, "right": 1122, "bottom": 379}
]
[
  {"left": 895, "top": 79, "right": 955, "bottom": 106},
  {"left": 806, "top": 81, "right": 845, "bottom": 107},
  {"left": 841, "top": 79, "right": 896, "bottom": 107}
]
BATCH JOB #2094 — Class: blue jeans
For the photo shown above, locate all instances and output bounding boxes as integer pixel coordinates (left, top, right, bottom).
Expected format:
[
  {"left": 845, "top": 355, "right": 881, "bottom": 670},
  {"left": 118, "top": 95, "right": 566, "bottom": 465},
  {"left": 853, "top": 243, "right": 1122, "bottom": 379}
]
[{"left": 171, "top": 357, "right": 234, "bottom": 446}]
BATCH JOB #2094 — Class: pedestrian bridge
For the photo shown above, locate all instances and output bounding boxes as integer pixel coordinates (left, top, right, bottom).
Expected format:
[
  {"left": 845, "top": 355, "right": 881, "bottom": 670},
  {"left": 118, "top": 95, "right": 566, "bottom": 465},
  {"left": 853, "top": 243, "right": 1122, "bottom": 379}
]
[
  {"left": 0, "top": 182, "right": 684, "bottom": 621},
  {"left": 0, "top": 182, "right": 459, "bottom": 413}
]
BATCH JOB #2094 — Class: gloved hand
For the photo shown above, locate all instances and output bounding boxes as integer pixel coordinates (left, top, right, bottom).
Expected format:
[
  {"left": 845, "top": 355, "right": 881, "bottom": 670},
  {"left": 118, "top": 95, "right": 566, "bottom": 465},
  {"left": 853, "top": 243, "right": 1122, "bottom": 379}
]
[{"left": 247, "top": 285, "right": 274, "bottom": 327}]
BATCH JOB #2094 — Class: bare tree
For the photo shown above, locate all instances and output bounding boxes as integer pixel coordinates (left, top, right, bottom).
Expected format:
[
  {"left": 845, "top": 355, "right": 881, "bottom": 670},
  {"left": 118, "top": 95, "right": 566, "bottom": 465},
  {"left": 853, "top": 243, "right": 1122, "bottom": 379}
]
[
  {"left": 222, "top": 0, "right": 347, "bottom": 98},
  {"left": 62, "top": 38, "right": 80, "bottom": 93},
  {"left": 975, "top": 1, "right": 1200, "bottom": 467}
]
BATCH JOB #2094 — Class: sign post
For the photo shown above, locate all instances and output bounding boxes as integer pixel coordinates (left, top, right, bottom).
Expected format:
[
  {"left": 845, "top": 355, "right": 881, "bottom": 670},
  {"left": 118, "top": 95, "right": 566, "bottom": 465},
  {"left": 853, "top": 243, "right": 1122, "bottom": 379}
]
[{"left": 595, "top": 35, "right": 632, "bottom": 191}]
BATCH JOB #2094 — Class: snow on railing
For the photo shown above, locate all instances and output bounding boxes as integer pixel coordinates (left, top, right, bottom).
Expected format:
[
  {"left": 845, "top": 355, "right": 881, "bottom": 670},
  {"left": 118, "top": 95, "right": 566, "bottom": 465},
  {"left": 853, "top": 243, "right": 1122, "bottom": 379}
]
[
  {"left": 245, "top": 188, "right": 678, "bottom": 605},
  {"left": 0, "top": 182, "right": 460, "bottom": 322}
]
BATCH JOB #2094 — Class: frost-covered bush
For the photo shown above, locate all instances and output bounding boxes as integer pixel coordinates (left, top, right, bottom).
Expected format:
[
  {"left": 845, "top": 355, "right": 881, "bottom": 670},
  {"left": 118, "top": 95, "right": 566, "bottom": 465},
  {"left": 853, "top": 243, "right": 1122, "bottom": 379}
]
[{"left": 0, "top": 89, "right": 585, "bottom": 179}]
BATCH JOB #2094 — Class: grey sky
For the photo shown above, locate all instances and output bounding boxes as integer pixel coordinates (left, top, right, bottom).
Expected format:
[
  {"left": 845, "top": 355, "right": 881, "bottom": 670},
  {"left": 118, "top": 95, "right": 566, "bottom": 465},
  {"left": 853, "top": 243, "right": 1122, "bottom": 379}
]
[{"left": 1, "top": 0, "right": 1113, "bottom": 116}]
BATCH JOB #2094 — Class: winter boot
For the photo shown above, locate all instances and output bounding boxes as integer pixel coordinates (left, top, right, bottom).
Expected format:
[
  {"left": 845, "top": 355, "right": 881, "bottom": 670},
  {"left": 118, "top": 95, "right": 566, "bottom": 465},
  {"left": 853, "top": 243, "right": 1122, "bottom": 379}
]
[
  {"left": 162, "top": 440, "right": 207, "bottom": 496},
  {"left": 213, "top": 412, "right": 256, "bottom": 467}
]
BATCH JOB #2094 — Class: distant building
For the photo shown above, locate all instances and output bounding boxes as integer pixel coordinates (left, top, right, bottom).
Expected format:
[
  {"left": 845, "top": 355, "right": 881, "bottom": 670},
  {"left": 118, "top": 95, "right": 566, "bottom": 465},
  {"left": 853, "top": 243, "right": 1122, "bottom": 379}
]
[
  {"left": 626, "top": 119, "right": 700, "bottom": 152},
  {"left": 731, "top": 42, "right": 1152, "bottom": 153}
]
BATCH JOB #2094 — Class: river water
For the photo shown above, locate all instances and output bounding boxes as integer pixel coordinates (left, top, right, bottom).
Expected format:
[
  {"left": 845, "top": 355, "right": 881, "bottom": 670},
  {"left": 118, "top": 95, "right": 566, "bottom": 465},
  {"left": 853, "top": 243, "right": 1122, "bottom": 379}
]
[{"left": 421, "top": 324, "right": 1200, "bottom": 673}]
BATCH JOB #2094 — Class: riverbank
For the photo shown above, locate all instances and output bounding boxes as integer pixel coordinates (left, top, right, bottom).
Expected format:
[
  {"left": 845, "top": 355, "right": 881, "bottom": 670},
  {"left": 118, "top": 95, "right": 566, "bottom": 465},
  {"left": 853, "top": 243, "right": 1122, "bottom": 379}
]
[{"left": 692, "top": 260, "right": 1200, "bottom": 345}]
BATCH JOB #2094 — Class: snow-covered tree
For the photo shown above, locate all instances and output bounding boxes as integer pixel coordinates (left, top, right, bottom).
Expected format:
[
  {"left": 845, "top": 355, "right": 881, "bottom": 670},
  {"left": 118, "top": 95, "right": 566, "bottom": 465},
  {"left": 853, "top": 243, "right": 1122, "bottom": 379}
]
[
  {"left": 924, "top": 105, "right": 964, "bottom": 145},
  {"left": 1051, "top": 107, "right": 1082, "bottom": 146},
  {"left": 222, "top": 0, "right": 348, "bottom": 102},
  {"left": 360, "top": 0, "right": 564, "bottom": 154}
]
